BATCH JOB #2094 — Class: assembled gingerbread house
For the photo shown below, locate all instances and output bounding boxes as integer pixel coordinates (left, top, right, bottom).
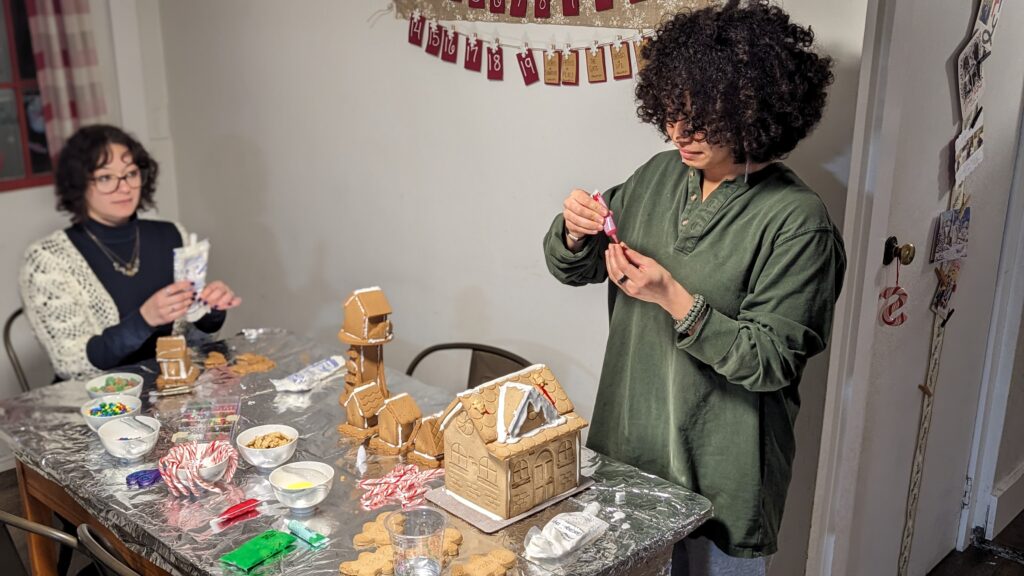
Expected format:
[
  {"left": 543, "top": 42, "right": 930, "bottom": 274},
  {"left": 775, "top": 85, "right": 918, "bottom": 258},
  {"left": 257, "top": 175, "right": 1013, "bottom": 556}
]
[
  {"left": 408, "top": 410, "right": 448, "bottom": 469},
  {"left": 155, "top": 335, "right": 198, "bottom": 390},
  {"left": 339, "top": 381, "right": 388, "bottom": 440},
  {"left": 338, "top": 287, "right": 393, "bottom": 402},
  {"left": 368, "top": 393, "right": 422, "bottom": 455},
  {"left": 439, "top": 364, "right": 588, "bottom": 520}
]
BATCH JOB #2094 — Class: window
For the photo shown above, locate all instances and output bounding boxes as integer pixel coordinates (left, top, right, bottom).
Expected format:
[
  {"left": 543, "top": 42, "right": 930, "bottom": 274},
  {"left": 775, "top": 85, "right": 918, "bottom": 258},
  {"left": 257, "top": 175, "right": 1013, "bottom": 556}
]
[
  {"left": 511, "top": 459, "right": 530, "bottom": 488},
  {"left": 450, "top": 443, "right": 469, "bottom": 470},
  {"left": 0, "top": 0, "right": 52, "bottom": 192},
  {"left": 478, "top": 457, "right": 497, "bottom": 485},
  {"left": 557, "top": 439, "right": 575, "bottom": 466}
]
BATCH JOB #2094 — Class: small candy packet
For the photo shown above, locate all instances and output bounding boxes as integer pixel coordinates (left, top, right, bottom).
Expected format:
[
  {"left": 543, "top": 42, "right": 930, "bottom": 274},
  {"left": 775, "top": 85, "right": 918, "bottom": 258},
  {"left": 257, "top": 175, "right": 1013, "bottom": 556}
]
[
  {"left": 591, "top": 190, "right": 619, "bottom": 243},
  {"left": 269, "top": 356, "right": 345, "bottom": 392},
  {"left": 220, "top": 530, "right": 297, "bottom": 572},
  {"left": 280, "top": 519, "right": 330, "bottom": 549},
  {"left": 174, "top": 233, "right": 211, "bottom": 322}
]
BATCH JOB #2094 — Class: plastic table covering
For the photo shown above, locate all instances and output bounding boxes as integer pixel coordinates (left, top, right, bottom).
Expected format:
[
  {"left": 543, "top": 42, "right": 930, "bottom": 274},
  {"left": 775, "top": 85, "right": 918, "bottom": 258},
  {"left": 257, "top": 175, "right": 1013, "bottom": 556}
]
[{"left": 0, "top": 329, "right": 712, "bottom": 576}]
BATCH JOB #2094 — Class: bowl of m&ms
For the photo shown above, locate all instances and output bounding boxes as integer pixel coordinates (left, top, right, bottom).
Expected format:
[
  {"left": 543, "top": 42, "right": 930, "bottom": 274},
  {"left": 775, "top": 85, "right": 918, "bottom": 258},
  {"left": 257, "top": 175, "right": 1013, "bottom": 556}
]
[
  {"left": 80, "top": 394, "right": 142, "bottom": 431},
  {"left": 85, "top": 373, "right": 144, "bottom": 399}
]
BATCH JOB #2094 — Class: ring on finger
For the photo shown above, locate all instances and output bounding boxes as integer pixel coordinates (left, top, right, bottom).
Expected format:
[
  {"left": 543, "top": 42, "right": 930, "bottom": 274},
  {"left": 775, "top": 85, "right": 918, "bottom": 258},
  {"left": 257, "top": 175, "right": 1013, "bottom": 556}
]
[{"left": 618, "top": 275, "right": 629, "bottom": 284}]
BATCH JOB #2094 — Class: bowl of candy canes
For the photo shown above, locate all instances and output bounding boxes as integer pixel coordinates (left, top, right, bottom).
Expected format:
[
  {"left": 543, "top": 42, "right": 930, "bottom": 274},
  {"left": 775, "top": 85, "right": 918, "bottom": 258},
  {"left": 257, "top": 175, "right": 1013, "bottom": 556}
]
[
  {"left": 80, "top": 394, "right": 142, "bottom": 431},
  {"left": 85, "top": 372, "right": 144, "bottom": 399},
  {"left": 159, "top": 440, "right": 239, "bottom": 497}
]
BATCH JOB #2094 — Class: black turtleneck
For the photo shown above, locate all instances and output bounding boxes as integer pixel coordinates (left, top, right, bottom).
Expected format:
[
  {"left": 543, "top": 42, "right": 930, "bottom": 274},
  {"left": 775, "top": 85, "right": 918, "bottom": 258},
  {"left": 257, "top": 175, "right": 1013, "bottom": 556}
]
[{"left": 65, "top": 216, "right": 226, "bottom": 370}]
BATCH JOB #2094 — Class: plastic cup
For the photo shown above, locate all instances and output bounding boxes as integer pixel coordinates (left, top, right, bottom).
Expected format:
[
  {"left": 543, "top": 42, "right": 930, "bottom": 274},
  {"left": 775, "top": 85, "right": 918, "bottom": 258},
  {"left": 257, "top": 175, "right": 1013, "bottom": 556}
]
[{"left": 384, "top": 506, "right": 447, "bottom": 576}]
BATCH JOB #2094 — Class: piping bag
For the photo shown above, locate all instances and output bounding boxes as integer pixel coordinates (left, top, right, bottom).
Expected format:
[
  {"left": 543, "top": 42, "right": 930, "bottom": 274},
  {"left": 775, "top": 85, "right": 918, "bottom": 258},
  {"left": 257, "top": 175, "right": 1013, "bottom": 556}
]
[
  {"left": 524, "top": 502, "right": 609, "bottom": 562},
  {"left": 591, "top": 190, "right": 619, "bottom": 243}
]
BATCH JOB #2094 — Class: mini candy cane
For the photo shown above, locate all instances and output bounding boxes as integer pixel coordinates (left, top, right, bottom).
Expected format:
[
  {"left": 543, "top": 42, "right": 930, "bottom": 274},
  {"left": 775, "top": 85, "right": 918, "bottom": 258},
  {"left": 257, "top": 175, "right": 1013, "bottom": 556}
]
[
  {"left": 591, "top": 190, "right": 620, "bottom": 244},
  {"left": 879, "top": 260, "right": 908, "bottom": 327},
  {"left": 158, "top": 441, "right": 238, "bottom": 497},
  {"left": 357, "top": 464, "right": 445, "bottom": 511}
]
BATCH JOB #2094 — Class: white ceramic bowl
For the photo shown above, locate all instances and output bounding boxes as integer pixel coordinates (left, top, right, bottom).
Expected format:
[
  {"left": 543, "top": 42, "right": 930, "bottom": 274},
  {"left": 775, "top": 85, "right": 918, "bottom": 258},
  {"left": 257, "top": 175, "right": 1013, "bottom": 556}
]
[
  {"left": 269, "top": 461, "right": 334, "bottom": 513},
  {"left": 173, "top": 443, "right": 230, "bottom": 484},
  {"left": 85, "top": 372, "right": 144, "bottom": 399},
  {"left": 96, "top": 416, "right": 160, "bottom": 462},
  {"left": 236, "top": 424, "right": 298, "bottom": 469},
  {"left": 80, "top": 394, "right": 142, "bottom": 431}
]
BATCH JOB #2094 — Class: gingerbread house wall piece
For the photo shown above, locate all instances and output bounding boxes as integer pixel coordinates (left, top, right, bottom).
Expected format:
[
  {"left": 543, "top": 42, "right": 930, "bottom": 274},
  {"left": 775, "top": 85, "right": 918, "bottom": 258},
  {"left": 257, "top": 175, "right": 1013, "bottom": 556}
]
[
  {"left": 375, "top": 393, "right": 422, "bottom": 448},
  {"left": 338, "top": 287, "right": 394, "bottom": 345},
  {"left": 343, "top": 381, "right": 387, "bottom": 429},
  {"left": 439, "top": 364, "right": 588, "bottom": 520}
]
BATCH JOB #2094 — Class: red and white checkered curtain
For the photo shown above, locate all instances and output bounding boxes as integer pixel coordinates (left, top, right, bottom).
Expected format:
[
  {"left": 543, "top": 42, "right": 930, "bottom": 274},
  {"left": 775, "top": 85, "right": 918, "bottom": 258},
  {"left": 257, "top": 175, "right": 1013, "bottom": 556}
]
[{"left": 27, "top": 0, "right": 108, "bottom": 157}]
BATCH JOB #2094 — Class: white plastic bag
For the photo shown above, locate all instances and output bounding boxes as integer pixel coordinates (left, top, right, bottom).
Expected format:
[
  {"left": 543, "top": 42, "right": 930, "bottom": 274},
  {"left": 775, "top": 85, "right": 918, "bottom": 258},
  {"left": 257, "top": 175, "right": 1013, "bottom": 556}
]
[{"left": 524, "top": 502, "right": 608, "bottom": 561}]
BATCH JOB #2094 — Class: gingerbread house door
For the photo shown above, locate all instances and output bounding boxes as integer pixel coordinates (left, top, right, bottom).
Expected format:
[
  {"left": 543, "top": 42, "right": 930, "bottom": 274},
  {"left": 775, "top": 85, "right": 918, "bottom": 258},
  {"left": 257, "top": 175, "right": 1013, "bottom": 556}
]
[{"left": 533, "top": 449, "right": 554, "bottom": 502}]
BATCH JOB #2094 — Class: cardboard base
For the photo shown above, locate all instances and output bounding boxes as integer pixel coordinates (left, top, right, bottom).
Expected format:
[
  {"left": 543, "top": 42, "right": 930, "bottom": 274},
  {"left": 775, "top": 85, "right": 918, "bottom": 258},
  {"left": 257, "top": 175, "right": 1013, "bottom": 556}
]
[{"left": 425, "top": 477, "right": 595, "bottom": 534}]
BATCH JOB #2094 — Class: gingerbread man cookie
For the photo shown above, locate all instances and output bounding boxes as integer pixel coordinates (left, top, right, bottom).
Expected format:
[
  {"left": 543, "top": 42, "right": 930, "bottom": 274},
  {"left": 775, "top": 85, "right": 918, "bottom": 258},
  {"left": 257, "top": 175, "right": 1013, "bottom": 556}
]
[
  {"left": 339, "top": 546, "right": 394, "bottom": 576},
  {"left": 443, "top": 527, "right": 463, "bottom": 557},
  {"left": 452, "top": 548, "right": 518, "bottom": 576}
]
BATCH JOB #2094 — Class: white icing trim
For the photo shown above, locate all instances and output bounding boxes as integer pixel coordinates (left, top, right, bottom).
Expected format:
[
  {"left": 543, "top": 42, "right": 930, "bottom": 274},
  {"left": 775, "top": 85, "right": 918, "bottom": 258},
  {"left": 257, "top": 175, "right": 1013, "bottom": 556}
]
[
  {"left": 444, "top": 488, "right": 504, "bottom": 521},
  {"left": 496, "top": 382, "right": 564, "bottom": 444},
  {"left": 440, "top": 405, "right": 463, "bottom": 430},
  {"left": 412, "top": 450, "right": 439, "bottom": 461},
  {"left": 375, "top": 392, "right": 410, "bottom": 416},
  {"left": 353, "top": 286, "right": 383, "bottom": 294}
]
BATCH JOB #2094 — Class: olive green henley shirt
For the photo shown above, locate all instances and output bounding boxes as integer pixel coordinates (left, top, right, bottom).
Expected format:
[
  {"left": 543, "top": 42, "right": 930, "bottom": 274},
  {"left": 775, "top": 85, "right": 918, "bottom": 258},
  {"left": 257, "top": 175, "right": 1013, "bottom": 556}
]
[{"left": 543, "top": 150, "right": 846, "bottom": 557}]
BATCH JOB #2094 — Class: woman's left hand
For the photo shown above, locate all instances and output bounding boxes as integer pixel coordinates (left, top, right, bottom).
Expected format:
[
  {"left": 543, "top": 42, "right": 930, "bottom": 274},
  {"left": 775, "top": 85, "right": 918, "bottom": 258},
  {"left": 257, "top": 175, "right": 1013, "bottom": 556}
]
[
  {"left": 606, "top": 243, "right": 693, "bottom": 319},
  {"left": 198, "top": 280, "right": 242, "bottom": 312}
]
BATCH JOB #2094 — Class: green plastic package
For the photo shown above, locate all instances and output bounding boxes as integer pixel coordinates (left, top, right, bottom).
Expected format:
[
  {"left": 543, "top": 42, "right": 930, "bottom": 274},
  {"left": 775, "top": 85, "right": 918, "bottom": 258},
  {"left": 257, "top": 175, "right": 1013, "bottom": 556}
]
[{"left": 220, "top": 530, "right": 297, "bottom": 571}]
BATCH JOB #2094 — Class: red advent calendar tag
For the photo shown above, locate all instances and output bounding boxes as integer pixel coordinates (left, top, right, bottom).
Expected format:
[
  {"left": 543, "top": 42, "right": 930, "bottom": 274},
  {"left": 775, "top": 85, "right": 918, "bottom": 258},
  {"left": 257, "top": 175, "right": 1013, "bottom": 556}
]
[
  {"left": 408, "top": 14, "right": 426, "bottom": 46},
  {"left": 465, "top": 37, "right": 484, "bottom": 71},
  {"left": 611, "top": 44, "right": 632, "bottom": 79},
  {"left": 561, "top": 50, "right": 579, "bottom": 85},
  {"left": 563, "top": 0, "right": 580, "bottom": 16},
  {"left": 425, "top": 24, "right": 443, "bottom": 57},
  {"left": 441, "top": 28, "right": 459, "bottom": 63},
  {"left": 595, "top": 0, "right": 613, "bottom": 11},
  {"left": 487, "top": 45, "right": 504, "bottom": 80},
  {"left": 518, "top": 50, "right": 540, "bottom": 86},
  {"left": 468, "top": 0, "right": 485, "bottom": 7},
  {"left": 535, "top": 0, "right": 551, "bottom": 18},
  {"left": 543, "top": 51, "right": 561, "bottom": 85},
  {"left": 586, "top": 46, "right": 607, "bottom": 83},
  {"left": 490, "top": 0, "right": 506, "bottom": 14},
  {"left": 510, "top": 0, "right": 527, "bottom": 17}
]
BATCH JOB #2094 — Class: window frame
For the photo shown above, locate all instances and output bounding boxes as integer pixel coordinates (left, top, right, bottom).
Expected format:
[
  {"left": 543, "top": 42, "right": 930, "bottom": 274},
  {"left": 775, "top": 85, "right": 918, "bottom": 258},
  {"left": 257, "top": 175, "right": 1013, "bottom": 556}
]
[{"left": 0, "top": 0, "right": 53, "bottom": 193}]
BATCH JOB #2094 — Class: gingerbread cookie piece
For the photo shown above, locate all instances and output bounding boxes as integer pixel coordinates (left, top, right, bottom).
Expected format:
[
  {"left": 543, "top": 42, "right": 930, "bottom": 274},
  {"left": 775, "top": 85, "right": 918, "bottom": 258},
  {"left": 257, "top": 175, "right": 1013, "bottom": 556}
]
[
  {"left": 204, "top": 351, "right": 227, "bottom": 368},
  {"left": 353, "top": 520, "right": 391, "bottom": 549},
  {"left": 443, "top": 527, "right": 463, "bottom": 557},
  {"left": 339, "top": 547, "right": 394, "bottom": 576},
  {"left": 452, "top": 549, "right": 518, "bottom": 576},
  {"left": 230, "top": 353, "right": 276, "bottom": 376}
]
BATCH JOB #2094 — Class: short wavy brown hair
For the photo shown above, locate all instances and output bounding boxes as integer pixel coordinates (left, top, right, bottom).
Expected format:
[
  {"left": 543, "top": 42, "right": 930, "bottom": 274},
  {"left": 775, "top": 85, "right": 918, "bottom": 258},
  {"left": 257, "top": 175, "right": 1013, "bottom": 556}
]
[
  {"left": 55, "top": 125, "right": 159, "bottom": 222},
  {"left": 636, "top": 0, "right": 834, "bottom": 163}
]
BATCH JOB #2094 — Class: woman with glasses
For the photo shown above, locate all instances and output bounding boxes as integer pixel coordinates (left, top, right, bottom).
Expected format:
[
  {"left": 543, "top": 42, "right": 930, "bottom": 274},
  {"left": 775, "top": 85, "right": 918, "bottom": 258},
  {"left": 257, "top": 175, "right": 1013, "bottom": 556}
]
[
  {"left": 19, "top": 125, "right": 240, "bottom": 381},
  {"left": 544, "top": 2, "right": 845, "bottom": 574}
]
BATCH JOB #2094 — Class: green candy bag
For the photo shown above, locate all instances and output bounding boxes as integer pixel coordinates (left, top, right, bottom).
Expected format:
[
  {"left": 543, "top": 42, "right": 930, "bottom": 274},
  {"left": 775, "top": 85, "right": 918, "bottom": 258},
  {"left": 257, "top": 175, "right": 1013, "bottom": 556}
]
[{"left": 220, "top": 530, "right": 297, "bottom": 571}]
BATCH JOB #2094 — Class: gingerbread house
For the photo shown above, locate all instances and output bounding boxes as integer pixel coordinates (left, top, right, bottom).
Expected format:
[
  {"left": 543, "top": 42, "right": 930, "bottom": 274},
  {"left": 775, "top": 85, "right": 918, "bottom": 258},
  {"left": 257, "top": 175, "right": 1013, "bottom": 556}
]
[
  {"left": 439, "top": 364, "right": 588, "bottom": 520},
  {"left": 408, "top": 410, "right": 447, "bottom": 469},
  {"left": 156, "top": 335, "right": 198, "bottom": 389},
  {"left": 338, "top": 287, "right": 393, "bottom": 403},
  {"left": 368, "top": 393, "right": 422, "bottom": 455},
  {"left": 338, "top": 381, "right": 387, "bottom": 440}
]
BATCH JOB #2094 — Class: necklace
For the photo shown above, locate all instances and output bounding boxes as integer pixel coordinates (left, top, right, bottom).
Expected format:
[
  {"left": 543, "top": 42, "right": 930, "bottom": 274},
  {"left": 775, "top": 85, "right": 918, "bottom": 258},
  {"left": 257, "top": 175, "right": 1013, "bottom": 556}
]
[{"left": 83, "top": 223, "right": 141, "bottom": 277}]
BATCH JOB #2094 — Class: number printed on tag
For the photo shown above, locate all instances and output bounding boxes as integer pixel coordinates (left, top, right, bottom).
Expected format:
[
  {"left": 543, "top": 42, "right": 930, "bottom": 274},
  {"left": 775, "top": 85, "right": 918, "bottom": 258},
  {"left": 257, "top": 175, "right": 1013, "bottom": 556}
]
[
  {"left": 441, "top": 28, "right": 459, "bottom": 63},
  {"left": 535, "top": 0, "right": 551, "bottom": 18},
  {"left": 408, "top": 14, "right": 426, "bottom": 46},
  {"left": 586, "top": 46, "right": 607, "bottom": 83},
  {"left": 611, "top": 44, "right": 632, "bottom": 79},
  {"left": 563, "top": 0, "right": 580, "bottom": 16},
  {"left": 425, "top": 24, "right": 443, "bottom": 57},
  {"left": 561, "top": 50, "right": 579, "bottom": 85},
  {"left": 487, "top": 45, "right": 504, "bottom": 80},
  {"left": 509, "top": 0, "right": 527, "bottom": 17},
  {"left": 544, "top": 51, "right": 561, "bottom": 85},
  {"left": 490, "top": 0, "right": 506, "bottom": 14},
  {"left": 468, "top": 0, "right": 485, "bottom": 8},
  {"left": 465, "top": 37, "right": 484, "bottom": 72},
  {"left": 518, "top": 50, "right": 540, "bottom": 85}
]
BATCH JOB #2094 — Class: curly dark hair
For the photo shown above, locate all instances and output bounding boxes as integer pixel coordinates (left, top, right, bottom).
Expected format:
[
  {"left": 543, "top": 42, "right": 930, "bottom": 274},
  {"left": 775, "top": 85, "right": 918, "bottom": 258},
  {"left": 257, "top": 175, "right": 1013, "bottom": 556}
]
[
  {"left": 636, "top": 0, "right": 834, "bottom": 163},
  {"left": 55, "top": 124, "right": 159, "bottom": 222}
]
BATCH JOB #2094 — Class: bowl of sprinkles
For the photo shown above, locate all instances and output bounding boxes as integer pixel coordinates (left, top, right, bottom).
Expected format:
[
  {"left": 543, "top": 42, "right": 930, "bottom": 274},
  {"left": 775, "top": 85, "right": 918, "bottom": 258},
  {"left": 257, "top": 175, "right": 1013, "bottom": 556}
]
[
  {"left": 80, "top": 394, "right": 142, "bottom": 431},
  {"left": 85, "top": 372, "right": 144, "bottom": 399}
]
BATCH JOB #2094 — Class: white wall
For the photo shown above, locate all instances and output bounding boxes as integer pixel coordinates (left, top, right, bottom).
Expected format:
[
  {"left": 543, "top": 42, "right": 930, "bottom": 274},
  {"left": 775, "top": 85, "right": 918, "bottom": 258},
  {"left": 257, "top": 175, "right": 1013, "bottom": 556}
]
[
  {"left": 993, "top": 302, "right": 1024, "bottom": 531},
  {"left": 155, "top": 1, "right": 863, "bottom": 571}
]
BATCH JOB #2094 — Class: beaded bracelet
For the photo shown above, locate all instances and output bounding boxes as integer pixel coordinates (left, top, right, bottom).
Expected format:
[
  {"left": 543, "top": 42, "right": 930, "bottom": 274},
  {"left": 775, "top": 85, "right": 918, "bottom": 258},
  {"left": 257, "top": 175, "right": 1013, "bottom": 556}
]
[{"left": 674, "top": 293, "right": 708, "bottom": 335}]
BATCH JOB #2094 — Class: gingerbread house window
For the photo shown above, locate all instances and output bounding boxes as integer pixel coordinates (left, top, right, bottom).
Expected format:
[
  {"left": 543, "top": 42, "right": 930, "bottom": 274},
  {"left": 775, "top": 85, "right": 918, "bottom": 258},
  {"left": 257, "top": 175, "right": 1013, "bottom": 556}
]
[
  {"left": 557, "top": 439, "right": 575, "bottom": 466},
  {"left": 450, "top": 443, "right": 469, "bottom": 470},
  {"left": 478, "top": 457, "right": 498, "bottom": 484},
  {"left": 511, "top": 459, "right": 530, "bottom": 488}
]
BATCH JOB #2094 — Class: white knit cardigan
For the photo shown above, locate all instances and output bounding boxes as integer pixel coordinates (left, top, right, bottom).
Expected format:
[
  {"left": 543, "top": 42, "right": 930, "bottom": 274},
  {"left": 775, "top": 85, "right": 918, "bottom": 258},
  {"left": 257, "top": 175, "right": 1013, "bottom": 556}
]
[{"left": 19, "top": 221, "right": 188, "bottom": 381}]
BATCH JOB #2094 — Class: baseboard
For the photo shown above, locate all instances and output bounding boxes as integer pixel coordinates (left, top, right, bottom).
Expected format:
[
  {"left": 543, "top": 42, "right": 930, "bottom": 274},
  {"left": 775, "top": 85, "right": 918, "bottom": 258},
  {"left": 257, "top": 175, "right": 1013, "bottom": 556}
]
[{"left": 992, "top": 460, "right": 1024, "bottom": 535}]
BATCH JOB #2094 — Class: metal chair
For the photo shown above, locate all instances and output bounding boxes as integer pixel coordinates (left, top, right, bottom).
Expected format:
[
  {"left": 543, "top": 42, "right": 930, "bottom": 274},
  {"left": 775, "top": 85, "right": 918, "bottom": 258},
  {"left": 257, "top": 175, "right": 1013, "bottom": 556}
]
[
  {"left": 0, "top": 509, "right": 95, "bottom": 576},
  {"left": 4, "top": 308, "right": 30, "bottom": 393},
  {"left": 76, "top": 525, "right": 140, "bottom": 576},
  {"left": 406, "top": 343, "right": 532, "bottom": 390}
]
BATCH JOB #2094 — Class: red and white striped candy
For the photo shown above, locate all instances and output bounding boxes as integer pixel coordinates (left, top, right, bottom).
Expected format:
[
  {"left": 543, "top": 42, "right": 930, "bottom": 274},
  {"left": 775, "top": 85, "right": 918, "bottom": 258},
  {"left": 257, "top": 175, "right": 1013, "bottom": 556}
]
[
  {"left": 880, "top": 286, "right": 908, "bottom": 326},
  {"left": 357, "top": 464, "right": 445, "bottom": 511},
  {"left": 159, "top": 441, "right": 239, "bottom": 497}
]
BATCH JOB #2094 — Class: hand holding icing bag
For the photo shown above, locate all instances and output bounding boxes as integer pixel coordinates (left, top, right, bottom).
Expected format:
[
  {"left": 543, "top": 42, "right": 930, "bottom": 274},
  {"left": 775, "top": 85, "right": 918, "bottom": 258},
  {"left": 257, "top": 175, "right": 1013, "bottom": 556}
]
[
  {"left": 173, "top": 233, "right": 210, "bottom": 322},
  {"left": 524, "top": 502, "right": 609, "bottom": 562},
  {"left": 591, "top": 190, "right": 619, "bottom": 243}
]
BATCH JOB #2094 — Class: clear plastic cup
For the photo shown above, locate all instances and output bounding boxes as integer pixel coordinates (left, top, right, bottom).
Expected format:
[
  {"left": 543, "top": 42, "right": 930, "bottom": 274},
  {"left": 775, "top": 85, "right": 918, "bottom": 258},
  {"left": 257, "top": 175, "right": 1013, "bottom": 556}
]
[{"left": 384, "top": 506, "right": 447, "bottom": 576}]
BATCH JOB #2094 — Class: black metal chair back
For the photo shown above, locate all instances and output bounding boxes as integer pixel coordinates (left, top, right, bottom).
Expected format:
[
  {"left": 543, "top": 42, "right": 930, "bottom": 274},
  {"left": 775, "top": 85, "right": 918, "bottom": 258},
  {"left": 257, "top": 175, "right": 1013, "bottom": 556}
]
[
  {"left": 406, "top": 342, "right": 532, "bottom": 390},
  {"left": 4, "top": 308, "right": 31, "bottom": 393},
  {"left": 76, "top": 525, "right": 140, "bottom": 576},
  {"left": 1, "top": 509, "right": 84, "bottom": 576}
]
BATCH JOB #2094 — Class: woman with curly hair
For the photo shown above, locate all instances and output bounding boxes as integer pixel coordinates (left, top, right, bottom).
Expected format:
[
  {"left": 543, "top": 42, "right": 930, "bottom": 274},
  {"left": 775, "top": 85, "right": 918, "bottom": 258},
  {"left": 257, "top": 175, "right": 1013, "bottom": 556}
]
[
  {"left": 543, "top": 1, "right": 845, "bottom": 573},
  {"left": 20, "top": 125, "right": 241, "bottom": 381}
]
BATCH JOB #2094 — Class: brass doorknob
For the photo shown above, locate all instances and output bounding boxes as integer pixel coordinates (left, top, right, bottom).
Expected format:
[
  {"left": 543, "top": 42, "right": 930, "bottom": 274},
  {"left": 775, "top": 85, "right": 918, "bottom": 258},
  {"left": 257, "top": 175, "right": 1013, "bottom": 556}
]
[{"left": 883, "top": 236, "right": 916, "bottom": 266}]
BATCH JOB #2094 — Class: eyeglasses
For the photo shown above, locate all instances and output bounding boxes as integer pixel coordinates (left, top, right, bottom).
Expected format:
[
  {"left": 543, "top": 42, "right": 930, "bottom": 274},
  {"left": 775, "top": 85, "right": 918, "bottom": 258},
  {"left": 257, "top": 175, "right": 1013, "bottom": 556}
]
[
  {"left": 666, "top": 119, "right": 708, "bottom": 143},
  {"left": 91, "top": 168, "right": 143, "bottom": 194}
]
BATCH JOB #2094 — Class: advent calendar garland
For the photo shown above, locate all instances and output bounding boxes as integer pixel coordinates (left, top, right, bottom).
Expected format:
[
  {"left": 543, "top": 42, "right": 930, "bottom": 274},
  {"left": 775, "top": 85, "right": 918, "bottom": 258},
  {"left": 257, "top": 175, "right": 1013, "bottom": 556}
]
[{"left": 408, "top": 10, "right": 653, "bottom": 85}]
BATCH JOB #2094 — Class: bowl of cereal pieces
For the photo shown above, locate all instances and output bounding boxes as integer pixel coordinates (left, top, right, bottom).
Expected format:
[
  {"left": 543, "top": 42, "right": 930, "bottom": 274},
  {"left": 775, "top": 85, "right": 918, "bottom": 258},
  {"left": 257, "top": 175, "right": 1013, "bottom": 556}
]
[
  {"left": 85, "top": 372, "right": 144, "bottom": 399},
  {"left": 235, "top": 424, "right": 298, "bottom": 470}
]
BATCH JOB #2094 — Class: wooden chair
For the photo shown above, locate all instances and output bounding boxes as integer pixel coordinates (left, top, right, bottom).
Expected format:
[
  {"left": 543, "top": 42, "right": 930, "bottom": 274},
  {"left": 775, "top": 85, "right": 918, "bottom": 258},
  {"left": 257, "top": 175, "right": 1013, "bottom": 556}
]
[{"left": 406, "top": 343, "right": 531, "bottom": 390}]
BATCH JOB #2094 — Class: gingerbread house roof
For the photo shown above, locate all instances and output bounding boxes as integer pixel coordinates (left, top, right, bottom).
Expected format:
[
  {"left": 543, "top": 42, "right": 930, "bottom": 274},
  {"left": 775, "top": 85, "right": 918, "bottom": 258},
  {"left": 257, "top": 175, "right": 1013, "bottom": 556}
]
[
  {"left": 339, "top": 287, "right": 394, "bottom": 345},
  {"left": 412, "top": 412, "right": 445, "bottom": 454},
  {"left": 344, "top": 381, "right": 387, "bottom": 417},
  {"left": 440, "top": 364, "right": 588, "bottom": 461},
  {"left": 375, "top": 392, "right": 421, "bottom": 424},
  {"left": 156, "top": 336, "right": 187, "bottom": 360}
]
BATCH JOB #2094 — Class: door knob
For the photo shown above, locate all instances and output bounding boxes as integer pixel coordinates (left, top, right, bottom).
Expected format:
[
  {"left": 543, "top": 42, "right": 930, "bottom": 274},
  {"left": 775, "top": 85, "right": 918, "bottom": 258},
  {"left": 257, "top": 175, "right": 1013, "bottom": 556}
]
[{"left": 883, "top": 236, "right": 915, "bottom": 266}]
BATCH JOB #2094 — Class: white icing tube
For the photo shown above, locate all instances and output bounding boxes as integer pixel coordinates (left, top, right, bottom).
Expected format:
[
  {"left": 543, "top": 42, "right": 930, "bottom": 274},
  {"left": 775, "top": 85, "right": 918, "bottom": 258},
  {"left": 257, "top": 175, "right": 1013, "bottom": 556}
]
[
  {"left": 270, "top": 356, "right": 345, "bottom": 392},
  {"left": 173, "top": 235, "right": 211, "bottom": 322}
]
